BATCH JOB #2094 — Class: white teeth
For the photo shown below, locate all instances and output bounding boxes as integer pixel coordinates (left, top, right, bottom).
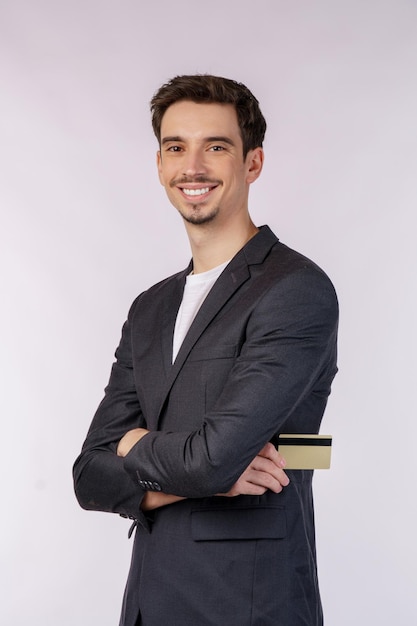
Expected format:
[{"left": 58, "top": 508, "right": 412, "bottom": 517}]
[{"left": 182, "top": 187, "right": 210, "bottom": 196}]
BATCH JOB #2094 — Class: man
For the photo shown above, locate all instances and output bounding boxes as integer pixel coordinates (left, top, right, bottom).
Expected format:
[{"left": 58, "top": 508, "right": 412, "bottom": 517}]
[{"left": 73, "top": 75, "right": 338, "bottom": 625}]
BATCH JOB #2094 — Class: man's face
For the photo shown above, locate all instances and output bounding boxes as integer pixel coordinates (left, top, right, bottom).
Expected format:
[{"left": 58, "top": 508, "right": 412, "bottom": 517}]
[{"left": 157, "top": 100, "right": 263, "bottom": 227}]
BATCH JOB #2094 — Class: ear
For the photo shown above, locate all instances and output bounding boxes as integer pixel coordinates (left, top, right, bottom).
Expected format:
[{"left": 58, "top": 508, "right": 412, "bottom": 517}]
[
  {"left": 245, "top": 147, "right": 264, "bottom": 184},
  {"left": 156, "top": 150, "right": 164, "bottom": 185}
]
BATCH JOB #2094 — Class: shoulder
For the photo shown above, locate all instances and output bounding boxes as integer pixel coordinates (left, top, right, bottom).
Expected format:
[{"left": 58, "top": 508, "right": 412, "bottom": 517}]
[
  {"left": 126, "top": 264, "right": 190, "bottom": 320},
  {"left": 243, "top": 235, "right": 339, "bottom": 329},
  {"left": 245, "top": 225, "right": 336, "bottom": 288},
  {"left": 252, "top": 231, "right": 337, "bottom": 296}
]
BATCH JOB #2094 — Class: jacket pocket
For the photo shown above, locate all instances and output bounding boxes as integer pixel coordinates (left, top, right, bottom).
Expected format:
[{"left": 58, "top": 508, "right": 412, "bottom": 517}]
[{"left": 191, "top": 506, "right": 286, "bottom": 541}]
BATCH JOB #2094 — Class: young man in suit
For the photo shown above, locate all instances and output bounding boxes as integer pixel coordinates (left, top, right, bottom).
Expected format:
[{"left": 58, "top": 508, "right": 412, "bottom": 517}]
[{"left": 73, "top": 75, "right": 338, "bottom": 625}]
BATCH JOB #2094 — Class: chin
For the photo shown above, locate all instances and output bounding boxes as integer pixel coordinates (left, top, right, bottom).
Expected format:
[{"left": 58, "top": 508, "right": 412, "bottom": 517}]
[{"left": 180, "top": 207, "right": 220, "bottom": 225}]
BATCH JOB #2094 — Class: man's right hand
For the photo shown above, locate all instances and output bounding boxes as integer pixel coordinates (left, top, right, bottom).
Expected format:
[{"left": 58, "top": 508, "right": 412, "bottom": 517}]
[{"left": 219, "top": 442, "right": 289, "bottom": 497}]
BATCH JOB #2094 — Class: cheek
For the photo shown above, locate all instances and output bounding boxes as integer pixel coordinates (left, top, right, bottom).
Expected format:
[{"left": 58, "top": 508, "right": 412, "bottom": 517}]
[{"left": 158, "top": 165, "right": 171, "bottom": 187}]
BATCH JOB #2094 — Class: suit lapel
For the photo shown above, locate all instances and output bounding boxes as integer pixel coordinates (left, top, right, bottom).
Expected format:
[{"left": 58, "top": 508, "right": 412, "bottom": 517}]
[
  {"left": 155, "top": 260, "right": 251, "bottom": 424},
  {"left": 160, "top": 264, "right": 191, "bottom": 377},
  {"left": 155, "top": 225, "right": 279, "bottom": 425},
  {"left": 173, "top": 261, "right": 251, "bottom": 371}
]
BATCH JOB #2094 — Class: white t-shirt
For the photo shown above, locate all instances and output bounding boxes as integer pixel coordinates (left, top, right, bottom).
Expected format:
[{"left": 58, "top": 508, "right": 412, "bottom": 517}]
[{"left": 172, "top": 260, "right": 230, "bottom": 363}]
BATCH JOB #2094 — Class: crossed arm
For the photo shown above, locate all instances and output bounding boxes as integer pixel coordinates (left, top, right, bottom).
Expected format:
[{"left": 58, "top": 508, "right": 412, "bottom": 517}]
[
  {"left": 74, "top": 267, "right": 337, "bottom": 518},
  {"left": 117, "top": 428, "right": 289, "bottom": 511}
]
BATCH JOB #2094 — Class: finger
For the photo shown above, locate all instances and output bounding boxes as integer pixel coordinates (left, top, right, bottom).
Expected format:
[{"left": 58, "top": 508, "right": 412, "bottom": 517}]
[
  {"left": 228, "top": 480, "right": 268, "bottom": 496},
  {"left": 257, "top": 442, "right": 286, "bottom": 468},
  {"left": 250, "top": 456, "right": 290, "bottom": 486},
  {"left": 245, "top": 468, "right": 288, "bottom": 493},
  {"left": 256, "top": 467, "right": 289, "bottom": 489}
]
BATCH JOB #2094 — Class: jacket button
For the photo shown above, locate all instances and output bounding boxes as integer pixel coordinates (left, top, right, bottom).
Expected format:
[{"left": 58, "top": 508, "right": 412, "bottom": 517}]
[{"left": 153, "top": 482, "right": 162, "bottom": 491}]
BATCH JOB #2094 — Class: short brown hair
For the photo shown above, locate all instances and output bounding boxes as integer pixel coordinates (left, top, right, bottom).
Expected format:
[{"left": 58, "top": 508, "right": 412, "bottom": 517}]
[{"left": 150, "top": 74, "right": 267, "bottom": 158}]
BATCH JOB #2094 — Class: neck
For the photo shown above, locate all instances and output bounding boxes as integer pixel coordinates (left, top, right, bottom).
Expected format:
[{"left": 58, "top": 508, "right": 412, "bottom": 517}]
[{"left": 186, "top": 215, "right": 259, "bottom": 274}]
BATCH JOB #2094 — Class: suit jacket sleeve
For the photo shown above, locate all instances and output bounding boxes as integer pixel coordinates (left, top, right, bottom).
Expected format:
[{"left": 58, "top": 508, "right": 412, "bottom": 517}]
[
  {"left": 73, "top": 295, "right": 149, "bottom": 523},
  {"left": 123, "top": 267, "right": 338, "bottom": 498}
]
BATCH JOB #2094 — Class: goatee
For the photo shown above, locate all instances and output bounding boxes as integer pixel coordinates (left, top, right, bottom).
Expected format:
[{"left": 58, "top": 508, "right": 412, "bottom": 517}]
[{"left": 180, "top": 206, "right": 219, "bottom": 225}]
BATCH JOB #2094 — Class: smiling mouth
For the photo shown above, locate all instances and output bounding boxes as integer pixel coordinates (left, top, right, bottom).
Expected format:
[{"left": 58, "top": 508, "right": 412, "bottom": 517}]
[
  {"left": 181, "top": 187, "right": 211, "bottom": 197},
  {"left": 173, "top": 177, "right": 220, "bottom": 200},
  {"left": 177, "top": 183, "right": 220, "bottom": 201}
]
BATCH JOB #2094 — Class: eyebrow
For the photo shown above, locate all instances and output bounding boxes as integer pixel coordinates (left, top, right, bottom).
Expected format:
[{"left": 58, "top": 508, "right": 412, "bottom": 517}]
[
  {"left": 161, "top": 135, "right": 236, "bottom": 146},
  {"left": 161, "top": 136, "right": 182, "bottom": 145},
  {"left": 206, "top": 136, "right": 236, "bottom": 146}
]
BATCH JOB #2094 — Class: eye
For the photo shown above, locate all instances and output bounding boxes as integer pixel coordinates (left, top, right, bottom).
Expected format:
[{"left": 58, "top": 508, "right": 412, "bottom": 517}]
[
  {"left": 209, "top": 145, "right": 225, "bottom": 152},
  {"left": 167, "top": 145, "right": 182, "bottom": 152}
]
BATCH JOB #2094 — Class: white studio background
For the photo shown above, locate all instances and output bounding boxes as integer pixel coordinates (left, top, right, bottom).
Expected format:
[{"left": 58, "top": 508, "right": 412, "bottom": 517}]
[{"left": 1, "top": 1, "right": 416, "bottom": 624}]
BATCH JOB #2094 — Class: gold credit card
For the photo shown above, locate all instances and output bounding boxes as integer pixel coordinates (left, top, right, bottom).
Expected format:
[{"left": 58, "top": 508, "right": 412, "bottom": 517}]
[{"left": 277, "top": 434, "right": 332, "bottom": 469}]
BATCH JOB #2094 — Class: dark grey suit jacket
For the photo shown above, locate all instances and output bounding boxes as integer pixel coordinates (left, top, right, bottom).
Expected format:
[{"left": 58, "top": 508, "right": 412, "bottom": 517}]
[{"left": 73, "top": 225, "right": 338, "bottom": 626}]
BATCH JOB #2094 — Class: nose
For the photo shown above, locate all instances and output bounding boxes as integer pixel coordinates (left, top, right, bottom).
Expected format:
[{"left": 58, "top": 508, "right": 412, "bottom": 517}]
[{"left": 182, "top": 147, "right": 206, "bottom": 178}]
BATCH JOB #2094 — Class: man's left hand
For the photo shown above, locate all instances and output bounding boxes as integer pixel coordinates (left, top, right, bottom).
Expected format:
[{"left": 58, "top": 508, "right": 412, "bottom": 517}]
[{"left": 117, "top": 428, "right": 149, "bottom": 457}]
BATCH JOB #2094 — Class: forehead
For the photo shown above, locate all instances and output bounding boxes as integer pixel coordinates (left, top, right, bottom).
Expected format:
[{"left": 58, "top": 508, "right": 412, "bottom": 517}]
[{"left": 160, "top": 100, "right": 241, "bottom": 141}]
